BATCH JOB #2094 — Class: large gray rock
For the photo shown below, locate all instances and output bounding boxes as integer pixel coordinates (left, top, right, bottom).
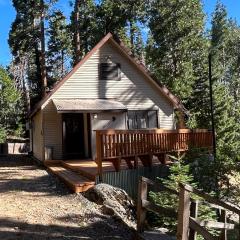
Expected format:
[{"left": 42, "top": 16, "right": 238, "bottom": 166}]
[{"left": 85, "top": 183, "right": 136, "bottom": 229}]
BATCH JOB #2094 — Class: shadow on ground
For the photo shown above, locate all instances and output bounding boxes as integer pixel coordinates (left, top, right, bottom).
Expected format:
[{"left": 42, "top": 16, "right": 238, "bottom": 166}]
[
  {"left": 0, "top": 155, "right": 70, "bottom": 196},
  {"left": 0, "top": 216, "right": 134, "bottom": 240}
]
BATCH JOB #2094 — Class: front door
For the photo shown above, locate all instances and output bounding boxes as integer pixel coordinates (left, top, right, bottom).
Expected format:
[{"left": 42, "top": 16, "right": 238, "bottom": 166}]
[{"left": 63, "top": 113, "right": 85, "bottom": 159}]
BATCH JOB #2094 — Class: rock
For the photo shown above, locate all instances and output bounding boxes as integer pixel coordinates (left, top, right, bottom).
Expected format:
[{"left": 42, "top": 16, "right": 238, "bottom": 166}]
[{"left": 85, "top": 184, "right": 136, "bottom": 229}]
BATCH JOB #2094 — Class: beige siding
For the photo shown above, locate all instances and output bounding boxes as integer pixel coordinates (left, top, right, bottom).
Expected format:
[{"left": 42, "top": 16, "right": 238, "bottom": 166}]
[
  {"left": 39, "top": 40, "right": 176, "bottom": 160},
  {"left": 42, "top": 101, "right": 62, "bottom": 160},
  {"left": 91, "top": 112, "right": 127, "bottom": 158},
  {"left": 49, "top": 42, "right": 175, "bottom": 129},
  {"left": 32, "top": 111, "right": 43, "bottom": 161}
]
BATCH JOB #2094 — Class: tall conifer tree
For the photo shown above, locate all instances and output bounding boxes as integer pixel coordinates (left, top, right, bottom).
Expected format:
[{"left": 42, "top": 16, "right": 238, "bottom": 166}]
[
  {"left": 146, "top": 0, "right": 207, "bottom": 100},
  {"left": 47, "top": 10, "right": 71, "bottom": 84}
]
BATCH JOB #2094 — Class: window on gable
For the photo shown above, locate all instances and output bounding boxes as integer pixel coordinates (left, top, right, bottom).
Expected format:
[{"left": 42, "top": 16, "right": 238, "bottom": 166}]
[
  {"left": 127, "top": 110, "right": 158, "bottom": 129},
  {"left": 99, "top": 63, "right": 121, "bottom": 81}
]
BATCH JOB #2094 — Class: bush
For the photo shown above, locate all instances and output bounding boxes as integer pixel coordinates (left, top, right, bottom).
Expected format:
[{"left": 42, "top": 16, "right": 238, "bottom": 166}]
[{"left": 149, "top": 152, "right": 218, "bottom": 237}]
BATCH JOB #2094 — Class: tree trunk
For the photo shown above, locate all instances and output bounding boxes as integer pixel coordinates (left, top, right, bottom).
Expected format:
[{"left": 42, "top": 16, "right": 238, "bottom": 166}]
[
  {"left": 61, "top": 49, "right": 64, "bottom": 78},
  {"left": 129, "top": 20, "right": 135, "bottom": 55},
  {"left": 21, "top": 57, "right": 31, "bottom": 113},
  {"left": 73, "top": 0, "right": 81, "bottom": 66},
  {"left": 40, "top": 0, "right": 47, "bottom": 98}
]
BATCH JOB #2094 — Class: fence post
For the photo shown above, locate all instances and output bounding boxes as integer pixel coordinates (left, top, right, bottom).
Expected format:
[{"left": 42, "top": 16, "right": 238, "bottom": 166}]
[
  {"left": 177, "top": 184, "right": 191, "bottom": 240},
  {"left": 137, "top": 177, "right": 148, "bottom": 233},
  {"left": 96, "top": 131, "right": 103, "bottom": 182},
  {"left": 239, "top": 214, "right": 240, "bottom": 240},
  {"left": 189, "top": 200, "right": 199, "bottom": 240},
  {"left": 219, "top": 209, "right": 227, "bottom": 240}
]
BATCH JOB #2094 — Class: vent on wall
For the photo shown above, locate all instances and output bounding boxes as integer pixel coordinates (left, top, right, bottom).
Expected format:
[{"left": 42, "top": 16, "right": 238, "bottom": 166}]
[{"left": 99, "top": 63, "right": 121, "bottom": 81}]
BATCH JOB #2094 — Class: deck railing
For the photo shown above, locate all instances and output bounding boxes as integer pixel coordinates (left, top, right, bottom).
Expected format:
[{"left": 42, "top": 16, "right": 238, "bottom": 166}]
[{"left": 96, "top": 129, "right": 213, "bottom": 179}]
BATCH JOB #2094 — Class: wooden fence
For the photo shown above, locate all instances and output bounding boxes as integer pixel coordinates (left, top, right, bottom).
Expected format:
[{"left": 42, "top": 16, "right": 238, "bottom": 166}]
[
  {"left": 96, "top": 129, "right": 213, "bottom": 179},
  {"left": 137, "top": 177, "right": 240, "bottom": 240}
]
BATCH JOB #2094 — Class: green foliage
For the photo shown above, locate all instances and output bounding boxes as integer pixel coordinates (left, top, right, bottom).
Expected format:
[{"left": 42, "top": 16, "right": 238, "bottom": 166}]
[
  {"left": 186, "top": 148, "right": 217, "bottom": 192},
  {"left": 210, "top": 2, "right": 240, "bottom": 194},
  {"left": 70, "top": 0, "right": 98, "bottom": 62},
  {"left": 163, "top": 153, "right": 196, "bottom": 191},
  {"left": 146, "top": 0, "right": 207, "bottom": 100},
  {"left": 149, "top": 153, "right": 196, "bottom": 231},
  {"left": 146, "top": 0, "right": 211, "bottom": 129},
  {"left": 47, "top": 10, "right": 71, "bottom": 84},
  {"left": 9, "top": 0, "right": 53, "bottom": 105},
  {"left": 69, "top": 0, "right": 146, "bottom": 65},
  {"left": 149, "top": 152, "right": 218, "bottom": 236},
  {"left": 0, "top": 67, "right": 22, "bottom": 141},
  {"left": 0, "top": 128, "right": 7, "bottom": 144}
]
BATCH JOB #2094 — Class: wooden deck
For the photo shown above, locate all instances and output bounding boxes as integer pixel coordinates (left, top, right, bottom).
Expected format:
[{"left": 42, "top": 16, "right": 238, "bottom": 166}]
[
  {"left": 45, "top": 129, "right": 213, "bottom": 193},
  {"left": 44, "top": 156, "right": 166, "bottom": 193}
]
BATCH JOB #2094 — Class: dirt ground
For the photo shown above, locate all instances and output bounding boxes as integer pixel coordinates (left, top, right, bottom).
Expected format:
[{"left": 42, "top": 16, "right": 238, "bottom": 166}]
[{"left": 0, "top": 155, "right": 134, "bottom": 240}]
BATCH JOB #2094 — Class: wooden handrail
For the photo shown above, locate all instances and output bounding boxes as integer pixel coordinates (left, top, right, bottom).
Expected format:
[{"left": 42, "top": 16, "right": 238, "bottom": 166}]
[
  {"left": 137, "top": 178, "right": 240, "bottom": 240},
  {"left": 177, "top": 183, "right": 240, "bottom": 240},
  {"left": 179, "top": 183, "right": 240, "bottom": 215}
]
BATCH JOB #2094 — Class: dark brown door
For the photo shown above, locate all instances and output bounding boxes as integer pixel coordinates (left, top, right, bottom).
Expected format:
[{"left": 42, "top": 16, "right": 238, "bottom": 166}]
[{"left": 63, "top": 113, "right": 85, "bottom": 159}]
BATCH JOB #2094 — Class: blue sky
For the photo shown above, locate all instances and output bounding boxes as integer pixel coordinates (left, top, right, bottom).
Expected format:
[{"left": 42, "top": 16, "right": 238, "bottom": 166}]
[{"left": 0, "top": 0, "right": 240, "bottom": 66}]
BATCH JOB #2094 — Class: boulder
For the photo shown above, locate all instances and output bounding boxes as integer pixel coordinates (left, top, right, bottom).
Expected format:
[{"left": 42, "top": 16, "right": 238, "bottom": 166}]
[{"left": 85, "top": 183, "right": 136, "bottom": 229}]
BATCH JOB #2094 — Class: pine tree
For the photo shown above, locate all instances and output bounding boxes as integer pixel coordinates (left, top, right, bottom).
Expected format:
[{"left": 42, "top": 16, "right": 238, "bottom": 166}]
[
  {"left": 47, "top": 10, "right": 71, "bottom": 85},
  {"left": 146, "top": 0, "right": 207, "bottom": 101},
  {"left": 0, "top": 67, "right": 22, "bottom": 142},
  {"left": 210, "top": 1, "right": 240, "bottom": 193},
  {"left": 9, "top": 0, "right": 57, "bottom": 106},
  {"left": 70, "top": 0, "right": 98, "bottom": 65},
  {"left": 96, "top": 0, "right": 145, "bottom": 58}
]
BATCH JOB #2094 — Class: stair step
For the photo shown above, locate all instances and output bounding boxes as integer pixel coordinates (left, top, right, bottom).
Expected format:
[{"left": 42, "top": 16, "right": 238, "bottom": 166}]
[
  {"left": 47, "top": 165, "right": 95, "bottom": 193},
  {"left": 61, "top": 161, "right": 97, "bottom": 181},
  {"left": 44, "top": 160, "right": 62, "bottom": 167}
]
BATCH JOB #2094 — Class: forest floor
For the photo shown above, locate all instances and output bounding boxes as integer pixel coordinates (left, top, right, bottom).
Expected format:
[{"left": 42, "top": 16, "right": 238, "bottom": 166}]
[{"left": 0, "top": 155, "right": 134, "bottom": 240}]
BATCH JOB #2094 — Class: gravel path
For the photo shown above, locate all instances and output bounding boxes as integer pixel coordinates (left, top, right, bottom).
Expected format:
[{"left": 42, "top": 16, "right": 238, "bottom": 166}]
[{"left": 0, "top": 156, "right": 134, "bottom": 240}]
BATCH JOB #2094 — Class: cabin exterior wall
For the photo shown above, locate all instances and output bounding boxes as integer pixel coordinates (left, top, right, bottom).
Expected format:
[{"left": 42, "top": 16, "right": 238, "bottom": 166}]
[{"left": 32, "top": 41, "right": 176, "bottom": 161}]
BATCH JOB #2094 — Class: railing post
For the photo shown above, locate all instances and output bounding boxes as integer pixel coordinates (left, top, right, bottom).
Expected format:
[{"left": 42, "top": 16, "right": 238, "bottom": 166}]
[
  {"left": 96, "top": 131, "right": 103, "bottom": 182},
  {"left": 137, "top": 177, "right": 148, "bottom": 233},
  {"left": 219, "top": 209, "right": 227, "bottom": 240},
  {"left": 177, "top": 184, "right": 191, "bottom": 240},
  {"left": 189, "top": 200, "right": 199, "bottom": 240},
  {"left": 147, "top": 133, "right": 153, "bottom": 167}
]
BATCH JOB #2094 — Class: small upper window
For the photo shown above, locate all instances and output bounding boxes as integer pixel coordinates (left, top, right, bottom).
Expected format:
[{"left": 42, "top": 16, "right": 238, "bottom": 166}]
[{"left": 99, "top": 63, "right": 121, "bottom": 81}]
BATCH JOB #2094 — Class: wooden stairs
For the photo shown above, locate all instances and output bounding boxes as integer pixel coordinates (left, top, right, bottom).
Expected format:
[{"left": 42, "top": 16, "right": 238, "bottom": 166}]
[
  {"left": 44, "top": 155, "right": 168, "bottom": 193},
  {"left": 44, "top": 160, "right": 96, "bottom": 193}
]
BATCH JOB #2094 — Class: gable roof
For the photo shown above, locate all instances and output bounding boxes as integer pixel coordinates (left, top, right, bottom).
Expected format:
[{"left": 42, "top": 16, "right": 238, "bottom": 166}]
[{"left": 30, "top": 33, "right": 185, "bottom": 118}]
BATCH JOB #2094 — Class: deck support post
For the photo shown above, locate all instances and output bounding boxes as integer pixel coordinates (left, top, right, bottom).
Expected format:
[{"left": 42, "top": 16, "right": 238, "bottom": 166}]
[
  {"left": 96, "top": 131, "right": 103, "bottom": 182},
  {"left": 134, "top": 155, "right": 138, "bottom": 169}
]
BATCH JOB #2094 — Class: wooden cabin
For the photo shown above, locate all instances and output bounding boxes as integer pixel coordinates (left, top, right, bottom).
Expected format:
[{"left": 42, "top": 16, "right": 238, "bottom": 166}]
[
  {"left": 29, "top": 33, "right": 186, "bottom": 162},
  {"left": 29, "top": 33, "right": 212, "bottom": 193}
]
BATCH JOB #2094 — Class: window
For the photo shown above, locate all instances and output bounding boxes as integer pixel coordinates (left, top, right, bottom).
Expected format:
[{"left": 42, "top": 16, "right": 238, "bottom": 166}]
[
  {"left": 127, "top": 110, "right": 158, "bottom": 129},
  {"left": 99, "top": 63, "right": 121, "bottom": 80}
]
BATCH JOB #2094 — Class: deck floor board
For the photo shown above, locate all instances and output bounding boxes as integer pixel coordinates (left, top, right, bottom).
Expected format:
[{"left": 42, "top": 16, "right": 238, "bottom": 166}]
[{"left": 45, "top": 157, "right": 163, "bottom": 193}]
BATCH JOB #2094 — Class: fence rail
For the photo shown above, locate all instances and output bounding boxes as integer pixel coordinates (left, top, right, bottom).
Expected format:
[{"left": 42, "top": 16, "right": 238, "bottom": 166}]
[
  {"left": 137, "top": 177, "right": 240, "bottom": 240},
  {"left": 96, "top": 129, "right": 213, "bottom": 179}
]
